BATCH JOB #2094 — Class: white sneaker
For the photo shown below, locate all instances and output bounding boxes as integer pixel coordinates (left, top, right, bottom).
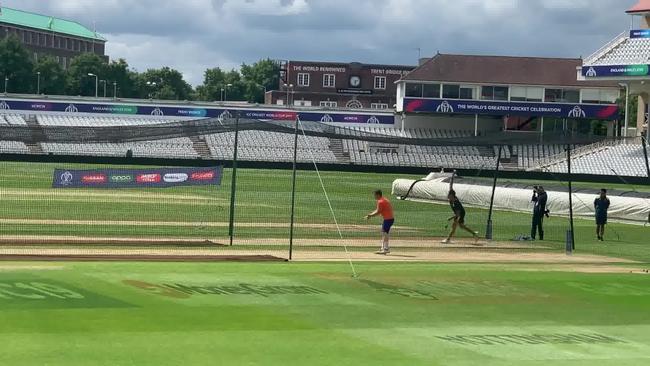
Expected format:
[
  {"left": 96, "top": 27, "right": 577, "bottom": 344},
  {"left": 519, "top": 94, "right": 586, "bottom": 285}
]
[
  {"left": 375, "top": 249, "right": 389, "bottom": 255},
  {"left": 441, "top": 238, "right": 452, "bottom": 244}
]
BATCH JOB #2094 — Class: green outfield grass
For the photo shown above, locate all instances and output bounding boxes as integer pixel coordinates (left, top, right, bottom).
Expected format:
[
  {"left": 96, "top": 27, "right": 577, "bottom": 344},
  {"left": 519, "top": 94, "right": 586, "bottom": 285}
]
[
  {"left": 0, "top": 161, "right": 649, "bottom": 261},
  {"left": 0, "top": 261, "right": 649, "bottom": 366}
]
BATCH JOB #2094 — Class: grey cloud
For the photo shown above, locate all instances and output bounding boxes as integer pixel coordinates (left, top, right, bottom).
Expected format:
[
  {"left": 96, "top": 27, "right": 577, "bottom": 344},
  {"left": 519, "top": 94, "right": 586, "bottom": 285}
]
[{"left": 2, "top": 0, "right": 639, "bottom": 85}]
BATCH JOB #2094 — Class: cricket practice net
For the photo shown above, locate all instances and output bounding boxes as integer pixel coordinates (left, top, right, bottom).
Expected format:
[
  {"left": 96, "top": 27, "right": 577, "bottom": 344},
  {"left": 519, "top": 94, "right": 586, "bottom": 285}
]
[{"left": 0, "top": 115, "right": 648, "bottom": 262}]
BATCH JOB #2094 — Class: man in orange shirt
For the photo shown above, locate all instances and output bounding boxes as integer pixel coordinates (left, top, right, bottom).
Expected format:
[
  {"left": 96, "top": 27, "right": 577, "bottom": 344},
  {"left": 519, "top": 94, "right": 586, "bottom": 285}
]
[{"left": 365, "top": 190, "right": 394, "bottom": 255}]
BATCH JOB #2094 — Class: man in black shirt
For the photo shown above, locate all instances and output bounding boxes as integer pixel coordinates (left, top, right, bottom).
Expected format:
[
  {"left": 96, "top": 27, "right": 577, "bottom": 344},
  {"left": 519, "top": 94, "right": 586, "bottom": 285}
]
[
  {"left": 442, "top": 190, "right": 479, "bottom": 244},
  {"left": 594, "top": 189, "right": 611, "bottom": 241},
  {"left": 531, "top": 186, "right": 548, "bottom": 240}
]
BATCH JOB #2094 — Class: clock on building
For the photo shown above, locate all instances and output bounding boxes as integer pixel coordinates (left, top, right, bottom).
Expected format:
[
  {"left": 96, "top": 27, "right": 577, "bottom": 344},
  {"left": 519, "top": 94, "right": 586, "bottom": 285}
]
[{"left": 349, "top": 76, "right": 361, "bottom": 88}]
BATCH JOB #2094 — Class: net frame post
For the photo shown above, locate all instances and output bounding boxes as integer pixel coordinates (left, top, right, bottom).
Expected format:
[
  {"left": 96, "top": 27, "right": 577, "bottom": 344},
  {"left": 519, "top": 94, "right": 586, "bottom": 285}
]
[
  {"left": 288, "top": 115, "right": 300, "bottom": 260},
  {"left": 642, "top": 135, "right": 650, "bottom": 179},
  {"left": 485, "top": 145, "right": 503, "bottom": 241},
  {"left": 566, "top": 144, "right": 576, "bottom": 252},
  {"left": 228, "top": 112, "right": 240, "bottom": 247}
]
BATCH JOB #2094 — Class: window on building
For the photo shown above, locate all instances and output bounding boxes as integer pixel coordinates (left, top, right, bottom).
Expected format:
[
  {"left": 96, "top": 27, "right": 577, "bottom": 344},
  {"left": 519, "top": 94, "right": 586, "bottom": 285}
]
[
  {"left": 481, "top": 85, "right": 509, "bottom": 101},
  {"left": 371, "top": 103, "right": 389, "bottom": 109},
  {"left": 62, "top": 57, "right": 67, "bottom": 69},
  {"left": 374, "top": 76, "right": 387, "bottom": 90},
  {"left": 581, "top": 89, "right": 619, "bottom": 104},
  {"left": 545, "top": 88, "right": 580, "bottom": 103},
  {"left": 323, "top": 74, "right": 335, "bottom": 88},
  {"left": 40, "top": 34, "right": 46, "bottom": 46},
  {"left": 442, "top": 84, "right": 460, "bottom": 99},
  {"left": 510, "top": 86, "right": 544, "bottom": 102},
  {"left": 564, "top": 90, "right": 580, "bottom": 103},
  {"left": 405, "top": 83, "right": 423, "bottom": 98},
  {"left": 422, "top": 83, "right": 440, "bottom": 98},
  {"left": 297, "top": 73, "right": 310, "bottom": 87},
  {"left": 320, "top": 101, "right": 338, "bottom": 108},
  {"left": 460, "top": 85, "right": 478, "bottom": 100},
  {"left": 294, "top": 100, "right": 312, "bottom": 107},
  {"left": 346, "top": 100, "right": 364, "bottom": 109}
]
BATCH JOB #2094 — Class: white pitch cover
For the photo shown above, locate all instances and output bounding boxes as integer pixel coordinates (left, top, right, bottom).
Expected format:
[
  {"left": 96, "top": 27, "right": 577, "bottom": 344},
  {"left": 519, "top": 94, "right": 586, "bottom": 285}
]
[{"left": 392, "top": 175, "right": 650, "bottom": 224}]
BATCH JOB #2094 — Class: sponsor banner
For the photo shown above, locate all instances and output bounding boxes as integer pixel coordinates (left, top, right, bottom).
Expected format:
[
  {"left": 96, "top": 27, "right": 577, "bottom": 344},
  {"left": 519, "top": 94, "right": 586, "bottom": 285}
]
[
  {"left": 403, "top": 98, "right": 619, "bottom": 120},
  {"left": 0, "top": 98, "right": 394, "bottom": 124},
  {"left": 337, "top": 89, "right": 373, "bottom": 95},
  {"left": 582, "top": 64, "right": 650, "bottom": 78},
  {"left": 52, "top": 167, "right": 222, "bottom": 189},
  {"left": 300, "top": 112, "right": 393, "bottom": 124},
  {"left": 630, "top": 29, "right": 650, "bottom": 39}
]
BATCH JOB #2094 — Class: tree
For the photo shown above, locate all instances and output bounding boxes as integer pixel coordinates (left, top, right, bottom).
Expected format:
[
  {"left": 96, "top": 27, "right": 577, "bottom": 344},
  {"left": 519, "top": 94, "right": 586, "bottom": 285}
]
[
  {"left": 0, "top": 35, "right": 34, "bottom": 93},
  {"left": 196, "top": 67, "right": 245, "bottom": 102},
  {"left": 240, "top": 59, "right": 280, "bottom": 103},
  {"left": 136, "top": 67, "right": 193, "bottom": 100},
  {"left": 34, "top": 56, "right": 66, "bottom": 95},
  {"left": 105, "top": 59, "right": 138, "bottom": 98},
  {"left": 65, "top": 53, "right": 107, "bottom": 96}
]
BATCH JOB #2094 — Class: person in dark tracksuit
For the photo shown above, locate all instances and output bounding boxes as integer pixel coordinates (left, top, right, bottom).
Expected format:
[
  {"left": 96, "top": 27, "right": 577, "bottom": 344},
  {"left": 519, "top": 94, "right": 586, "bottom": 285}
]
[
  {"left": 531, "top": 186, "right": 548, "bottom": 240},
  {"left": 594, "top": 189, "right": 610, "bottom": 242}
]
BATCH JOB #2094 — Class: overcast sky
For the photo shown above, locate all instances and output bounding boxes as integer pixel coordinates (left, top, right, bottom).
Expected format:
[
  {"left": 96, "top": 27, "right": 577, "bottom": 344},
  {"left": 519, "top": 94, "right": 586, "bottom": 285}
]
[{"left": 3, "top": 0, "right": 639, "bottom": 85}]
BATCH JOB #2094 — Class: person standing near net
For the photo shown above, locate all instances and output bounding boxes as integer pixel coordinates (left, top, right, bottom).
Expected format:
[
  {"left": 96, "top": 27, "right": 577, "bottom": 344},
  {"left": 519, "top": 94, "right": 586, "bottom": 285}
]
[
  {"left": 530, "top": 186, "right": 548, "bottom": 241},
  {"left": 365, "top": 190, "right": 394, "bottom": 255},
  {"left": 594, "top": 189, "right": 611, "bottom": 242},
  {"left": 442, "top": 190, "right": 478, "bottom": 244}
]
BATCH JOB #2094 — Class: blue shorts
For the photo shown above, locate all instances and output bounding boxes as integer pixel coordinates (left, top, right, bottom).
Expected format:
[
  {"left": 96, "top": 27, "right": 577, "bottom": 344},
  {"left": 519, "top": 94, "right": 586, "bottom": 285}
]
[
  {"left": 382, "top": 219, "right": 395, "bottom": 233},
  {"left": 596, "top": 215, "right": 607, "bottom": 225}
]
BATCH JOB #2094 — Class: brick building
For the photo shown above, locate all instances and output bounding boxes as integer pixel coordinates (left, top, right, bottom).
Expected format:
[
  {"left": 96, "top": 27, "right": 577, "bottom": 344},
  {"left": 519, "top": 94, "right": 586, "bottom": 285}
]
[
  {"left": 0, "top": 6, "right": 107, "bottom": 69},
  {"left": 267, "top": 60, "right": 414, "bottom": 109}
]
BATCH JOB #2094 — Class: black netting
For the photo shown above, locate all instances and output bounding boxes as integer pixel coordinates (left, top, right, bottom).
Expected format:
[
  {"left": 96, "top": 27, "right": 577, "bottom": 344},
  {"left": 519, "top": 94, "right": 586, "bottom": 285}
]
[{"left": 0, "top": 116, "right": 617, "bottom": 146}]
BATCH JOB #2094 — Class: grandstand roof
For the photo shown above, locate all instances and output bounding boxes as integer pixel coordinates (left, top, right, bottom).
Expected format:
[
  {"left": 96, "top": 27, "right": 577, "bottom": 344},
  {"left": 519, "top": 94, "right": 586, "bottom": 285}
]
[
  {"left": 626, "top": 0, "right": 650, "bottom": 14},
  {"left": 0, "top": 6, "right": 106, "bottom": 41},
  {"left": 402, "top": 54, "right": 618, "bottom": 88}
]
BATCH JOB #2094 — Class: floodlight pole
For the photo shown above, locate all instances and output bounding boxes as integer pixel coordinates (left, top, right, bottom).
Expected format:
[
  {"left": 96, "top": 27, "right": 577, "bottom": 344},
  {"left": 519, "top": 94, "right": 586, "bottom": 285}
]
[
  {"left": 288, "top": 116, "right": 300, "bottom": 260},
  {"left": 566, "top": 145, "right": 576, "bottom": 252},
  {"left": 228, "top": 112, "right": 240, "bottom": 246},
  {"left": 485, "top": 145, "right": 502, "bottom": 240}
]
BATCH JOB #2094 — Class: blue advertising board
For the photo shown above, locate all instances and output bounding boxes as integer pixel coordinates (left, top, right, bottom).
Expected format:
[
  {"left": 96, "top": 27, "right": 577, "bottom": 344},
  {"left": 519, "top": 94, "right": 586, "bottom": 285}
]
[
  {"left": 403, "top": 98, "right": 619, "bottom": 120},
  {"left": 0, "top": 98, "right": 394, "bottom": 125},
  {"left": 52, "top": 167, "right": 223, "bottom": 189},
  {"left": 630, "top": 29, "right": 650, "bottom": 38},
  {"left": 582, "top": 64, "right": 650, "bottom": 78}
]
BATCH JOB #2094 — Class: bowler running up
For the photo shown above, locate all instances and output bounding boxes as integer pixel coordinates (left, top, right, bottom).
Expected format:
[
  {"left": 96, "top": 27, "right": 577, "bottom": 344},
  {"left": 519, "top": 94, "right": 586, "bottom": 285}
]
[{"left": 365, "top": 190, "right": 394, "bottom": 255}]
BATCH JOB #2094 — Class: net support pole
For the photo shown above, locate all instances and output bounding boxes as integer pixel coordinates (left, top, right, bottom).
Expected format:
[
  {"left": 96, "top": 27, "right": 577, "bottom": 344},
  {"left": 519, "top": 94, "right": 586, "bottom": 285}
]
[
  {"left": 566, "top": 144, "right": 576, "bottom": 253},
  {"left": 228, "top": 113, "right": 240, "bottom": 247},
  {"left": 485, "top": 145, "right": 502, "bottom": 240},
  {"left": 288, "top": 116, "right": 300, "bottom": 260},
  {"left": 642, "top": 136, "right": 650, "bottom": 179}
]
